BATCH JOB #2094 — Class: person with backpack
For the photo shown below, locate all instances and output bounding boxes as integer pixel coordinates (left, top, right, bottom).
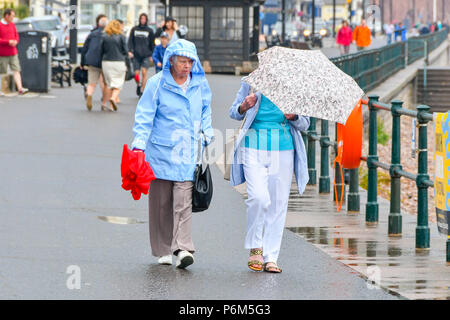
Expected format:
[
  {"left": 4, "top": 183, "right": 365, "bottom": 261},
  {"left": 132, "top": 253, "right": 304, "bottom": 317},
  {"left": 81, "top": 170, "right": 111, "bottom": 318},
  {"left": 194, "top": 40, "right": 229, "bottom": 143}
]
[
  {"left": 128, "top": 13, "right": 155, "bottom": 97},
  {"left": 81, "top": 14, "right": 108, "bottom": 111}
]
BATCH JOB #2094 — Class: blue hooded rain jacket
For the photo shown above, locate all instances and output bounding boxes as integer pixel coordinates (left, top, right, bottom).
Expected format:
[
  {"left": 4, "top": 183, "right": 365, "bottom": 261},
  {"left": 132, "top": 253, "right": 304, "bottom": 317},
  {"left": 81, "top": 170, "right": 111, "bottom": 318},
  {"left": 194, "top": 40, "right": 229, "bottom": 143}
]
[{"left": 131, "top": 39, "right": 213, "bottom": 182}]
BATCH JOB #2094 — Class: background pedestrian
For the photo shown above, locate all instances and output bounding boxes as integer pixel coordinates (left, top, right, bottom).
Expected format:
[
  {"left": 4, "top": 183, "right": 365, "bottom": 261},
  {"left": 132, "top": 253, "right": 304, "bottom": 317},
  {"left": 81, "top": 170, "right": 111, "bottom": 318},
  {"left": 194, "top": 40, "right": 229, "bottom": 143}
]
[
  {"left": 155, "top": 16, "right": 185, "bottom": 45},
  {"left": 128, "top": 13, "right": 155, "bottom": 97},
  {"left": 152, "top": 31, "right": 169, "bottom": 73},
  {"left": 100, "top": 20, "right": 127, "bottom": 111},
  {"left": 352, "top": 19, "right": 371, "bottom": 51},
  {"left": 384, "top": 22, "right": 394, "bottom": 45},
  {"left": 81, "top": 14, "right": 108, "bottom": 111},
  {"left": 0, "top": 8, "right": 28, "bottom": 96},
  {"left": 336, "top": 20, "right": 352, "bottom": 55}
]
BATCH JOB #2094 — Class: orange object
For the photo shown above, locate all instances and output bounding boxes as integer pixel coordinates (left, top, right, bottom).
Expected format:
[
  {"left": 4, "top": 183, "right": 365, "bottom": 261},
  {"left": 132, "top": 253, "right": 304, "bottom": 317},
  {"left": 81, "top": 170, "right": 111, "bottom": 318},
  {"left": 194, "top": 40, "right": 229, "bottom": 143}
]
[
  {"left": 352, "top": 25, "right": 372, "bottom": 48},
  {"left": 333, "top": 101, "right": 363, "bottom": 211}
]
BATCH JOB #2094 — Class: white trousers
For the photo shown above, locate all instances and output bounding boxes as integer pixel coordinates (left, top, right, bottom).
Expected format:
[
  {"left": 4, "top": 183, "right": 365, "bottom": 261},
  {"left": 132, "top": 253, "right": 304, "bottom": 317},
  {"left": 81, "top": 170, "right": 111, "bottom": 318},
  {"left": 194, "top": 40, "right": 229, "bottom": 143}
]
[{"left": 241, "top": 147, "right": 294, "bottom": 263}]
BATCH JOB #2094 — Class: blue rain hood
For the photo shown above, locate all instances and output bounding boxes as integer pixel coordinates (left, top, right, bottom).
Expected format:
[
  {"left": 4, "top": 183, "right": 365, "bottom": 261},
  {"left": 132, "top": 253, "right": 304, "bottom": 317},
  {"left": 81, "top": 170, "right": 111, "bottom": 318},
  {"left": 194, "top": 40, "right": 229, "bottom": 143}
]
[{"left": 162, "top": 39, "right": 205, "bottom": 75}]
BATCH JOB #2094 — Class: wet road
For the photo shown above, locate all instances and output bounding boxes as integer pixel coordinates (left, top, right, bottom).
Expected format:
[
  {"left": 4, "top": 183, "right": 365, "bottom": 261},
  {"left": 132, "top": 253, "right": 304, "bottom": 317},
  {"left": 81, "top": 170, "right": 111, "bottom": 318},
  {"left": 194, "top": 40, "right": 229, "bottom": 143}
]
[
  {"left": 0, "top": 74, "right": 397, "bottom": 299},
  {"left": 321, "top": 36, "right": 389, "bottom": 58}
]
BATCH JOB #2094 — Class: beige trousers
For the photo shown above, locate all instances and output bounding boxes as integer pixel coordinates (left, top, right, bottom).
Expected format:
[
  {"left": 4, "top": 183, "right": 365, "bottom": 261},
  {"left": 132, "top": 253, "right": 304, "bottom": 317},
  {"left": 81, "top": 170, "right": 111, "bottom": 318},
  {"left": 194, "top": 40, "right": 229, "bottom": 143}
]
[{"left": 148, "top": 179, "right": 195, "bottom": 257}]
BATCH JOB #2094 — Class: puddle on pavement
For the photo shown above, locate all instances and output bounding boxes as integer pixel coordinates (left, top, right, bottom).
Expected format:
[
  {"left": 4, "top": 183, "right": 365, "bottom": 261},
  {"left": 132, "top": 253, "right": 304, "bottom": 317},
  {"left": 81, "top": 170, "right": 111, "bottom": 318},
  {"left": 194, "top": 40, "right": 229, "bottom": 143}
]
[
  {"left": 287, "top": 226, "right": 450, "bottom": 300},
  {"left": 97, "top": 216, "right": 146, "bottom": 225}
]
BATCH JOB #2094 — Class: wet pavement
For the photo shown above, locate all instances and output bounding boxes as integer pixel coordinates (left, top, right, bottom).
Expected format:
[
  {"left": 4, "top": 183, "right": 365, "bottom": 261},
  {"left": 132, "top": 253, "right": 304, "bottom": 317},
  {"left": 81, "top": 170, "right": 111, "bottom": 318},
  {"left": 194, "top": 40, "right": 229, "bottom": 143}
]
[
  {"left": 0, "top": 73, "right": 397, "bottom": 299},
  {"left": 321, "top": 36, "right": 388, "bottom": 58},
  {"left": 285, "top": 184, "right": 450, "bottom": 300}
]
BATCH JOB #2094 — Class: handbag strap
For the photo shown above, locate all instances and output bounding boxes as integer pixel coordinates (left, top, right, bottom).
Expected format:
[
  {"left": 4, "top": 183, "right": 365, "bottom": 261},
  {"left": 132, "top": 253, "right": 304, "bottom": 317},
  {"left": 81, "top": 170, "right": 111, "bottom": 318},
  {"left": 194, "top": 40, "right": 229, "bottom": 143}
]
[{"left": 197, "top": 132, "right": 209, "bottom": 165}]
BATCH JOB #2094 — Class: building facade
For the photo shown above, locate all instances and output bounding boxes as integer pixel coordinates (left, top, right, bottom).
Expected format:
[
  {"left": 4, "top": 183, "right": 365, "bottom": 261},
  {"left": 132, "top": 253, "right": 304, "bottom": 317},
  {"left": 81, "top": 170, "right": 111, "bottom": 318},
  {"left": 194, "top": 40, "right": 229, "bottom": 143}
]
[
  {"left": 380, "top": 0, "right": 449, "bottom": 26},
  {"left": 165, "top": 0, "right": 264, "bottom": 73},
  {"left": 28, "top": 0, "right": 165, "bottom": 29}
]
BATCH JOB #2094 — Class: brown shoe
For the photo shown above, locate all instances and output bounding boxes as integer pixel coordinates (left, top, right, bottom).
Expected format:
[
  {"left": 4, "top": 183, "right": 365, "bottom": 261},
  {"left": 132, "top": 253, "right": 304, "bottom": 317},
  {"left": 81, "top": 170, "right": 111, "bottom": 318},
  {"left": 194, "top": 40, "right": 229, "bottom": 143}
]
[
  {"left": 109, "top": 98, "right": 118, "bottom": 111},
  {"left": 86, "top": 95, "right": 93, "bottom": 111},
  {"left": 101, "top": 104, "right": 114, "bottom": 112}
]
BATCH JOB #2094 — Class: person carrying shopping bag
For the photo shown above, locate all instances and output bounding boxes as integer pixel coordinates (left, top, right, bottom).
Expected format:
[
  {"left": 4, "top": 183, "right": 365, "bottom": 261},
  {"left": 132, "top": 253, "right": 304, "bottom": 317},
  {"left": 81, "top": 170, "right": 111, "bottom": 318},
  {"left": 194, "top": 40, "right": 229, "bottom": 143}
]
[
  {"left": 131, "top": 39, "right": 213, "bottom": 269},
  {"left": 229, "top": 81, "right": 310, "bottom": 273}
]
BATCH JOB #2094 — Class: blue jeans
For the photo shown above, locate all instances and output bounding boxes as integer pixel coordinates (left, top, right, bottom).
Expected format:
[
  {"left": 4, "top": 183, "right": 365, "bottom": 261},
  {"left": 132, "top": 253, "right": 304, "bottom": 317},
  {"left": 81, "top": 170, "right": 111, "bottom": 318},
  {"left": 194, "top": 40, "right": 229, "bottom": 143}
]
[{"left": 387, "top": 34, "right": 392, "bottom": 45}]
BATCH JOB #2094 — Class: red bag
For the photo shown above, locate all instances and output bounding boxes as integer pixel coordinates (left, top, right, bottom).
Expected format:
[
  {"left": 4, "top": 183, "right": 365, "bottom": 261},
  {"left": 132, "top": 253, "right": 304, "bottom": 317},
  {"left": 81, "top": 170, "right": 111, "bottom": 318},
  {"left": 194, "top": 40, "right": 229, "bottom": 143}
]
[{"left": 121, "top": 144, "right": 156, "bottom": 200}]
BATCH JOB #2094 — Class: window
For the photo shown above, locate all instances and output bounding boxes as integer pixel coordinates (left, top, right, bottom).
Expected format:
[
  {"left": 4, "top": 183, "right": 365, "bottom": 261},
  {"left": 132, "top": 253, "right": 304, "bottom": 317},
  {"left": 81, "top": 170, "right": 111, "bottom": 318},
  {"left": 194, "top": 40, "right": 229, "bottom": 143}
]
[
  {"left": 172, "top": 6, "right": 203, "bottom": 40},
  {"left": 210, "top": 7, "right": 243, "bottom": 41},
  {"left": 80, "top": 3, "right": 93, "bottom": 25}
]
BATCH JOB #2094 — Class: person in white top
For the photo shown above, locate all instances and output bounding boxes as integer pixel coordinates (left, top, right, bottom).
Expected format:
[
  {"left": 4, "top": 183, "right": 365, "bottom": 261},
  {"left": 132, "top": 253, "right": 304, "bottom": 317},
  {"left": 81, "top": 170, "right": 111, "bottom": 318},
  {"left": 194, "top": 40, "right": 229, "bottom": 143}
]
[{"left": 384, "top": 23, "right": 395, "bottom": 45}]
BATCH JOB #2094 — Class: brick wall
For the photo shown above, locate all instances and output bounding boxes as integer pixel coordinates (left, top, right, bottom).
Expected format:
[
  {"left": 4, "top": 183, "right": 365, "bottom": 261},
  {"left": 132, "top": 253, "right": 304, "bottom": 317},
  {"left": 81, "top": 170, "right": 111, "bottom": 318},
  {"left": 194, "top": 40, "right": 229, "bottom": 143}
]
[{"left": 381, "top": 0, "right": 449, "bottom": 25}]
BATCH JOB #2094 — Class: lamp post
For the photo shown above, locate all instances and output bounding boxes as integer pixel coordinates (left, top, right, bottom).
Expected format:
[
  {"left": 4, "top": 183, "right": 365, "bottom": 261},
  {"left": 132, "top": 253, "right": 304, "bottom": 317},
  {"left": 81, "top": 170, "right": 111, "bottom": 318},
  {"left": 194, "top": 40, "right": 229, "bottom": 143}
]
[
  {"left": 282, "top": 0, "right": 286, "bottom": 44},
  {"left": 312, "top": 0, "right": 315, "bottom": 39},
  {"left": 347, "top": 0, "right": 352, "bottom": 24},
  {"left": 333, "top": 0, "right": 336, "bottom": 38},
  {"left": 433, "top": 0, "right": 437, "bottom": 22},
  {"left": 69, "top": 0, "right": 78, "bottom": 64}
]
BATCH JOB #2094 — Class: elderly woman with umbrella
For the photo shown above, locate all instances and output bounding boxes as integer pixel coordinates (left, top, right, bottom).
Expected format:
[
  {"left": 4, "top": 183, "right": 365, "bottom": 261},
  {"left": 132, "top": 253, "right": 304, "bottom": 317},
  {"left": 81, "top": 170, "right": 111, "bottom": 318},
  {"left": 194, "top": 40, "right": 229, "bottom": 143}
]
[
  {"left": 229, "top": 83, "right": 310, "bottom": 273},
  {"left": 131, "top": 39, "right": 213, "bottom": 269},
  {"left": 229, "top": 47, "right": 364, "bottom": 273}
]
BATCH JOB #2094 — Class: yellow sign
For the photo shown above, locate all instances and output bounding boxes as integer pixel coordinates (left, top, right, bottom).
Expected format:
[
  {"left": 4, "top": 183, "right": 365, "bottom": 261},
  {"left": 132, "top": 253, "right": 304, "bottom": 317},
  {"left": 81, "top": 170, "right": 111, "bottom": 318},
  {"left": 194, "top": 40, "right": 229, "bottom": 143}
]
[{"left": 434, "top": 112, "right": 450, "bottom": 236}]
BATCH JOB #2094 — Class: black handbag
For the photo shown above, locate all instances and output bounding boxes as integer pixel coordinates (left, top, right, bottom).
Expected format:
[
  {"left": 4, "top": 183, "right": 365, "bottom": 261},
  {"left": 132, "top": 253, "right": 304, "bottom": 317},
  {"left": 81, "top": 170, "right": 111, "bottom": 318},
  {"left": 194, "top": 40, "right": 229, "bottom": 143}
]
[
  {"left": 125, "top": 57, "right": 133, "bottom": 81},
  {"left": 73, "top": 66, "right": 88, "bottom": 85},
  {"left": 192, "top": 134, "right": 213, "bottom": 212}
]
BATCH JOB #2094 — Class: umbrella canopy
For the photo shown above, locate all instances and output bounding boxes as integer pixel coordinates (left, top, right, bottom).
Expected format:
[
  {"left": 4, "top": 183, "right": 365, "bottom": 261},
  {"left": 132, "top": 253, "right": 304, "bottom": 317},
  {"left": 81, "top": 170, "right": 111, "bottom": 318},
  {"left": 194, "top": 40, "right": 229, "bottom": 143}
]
[
  {"left": 121, "top": 144, "right": 156, "bottom": 200},
  {"left": 243, "top": 46, "right": 365, "bottom": 124}
]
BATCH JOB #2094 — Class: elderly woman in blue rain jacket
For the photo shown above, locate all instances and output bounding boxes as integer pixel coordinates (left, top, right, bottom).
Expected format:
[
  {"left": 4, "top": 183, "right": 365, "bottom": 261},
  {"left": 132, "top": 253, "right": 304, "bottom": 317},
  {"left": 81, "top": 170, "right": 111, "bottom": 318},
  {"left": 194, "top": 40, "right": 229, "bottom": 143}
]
[
  {"left": 131, "top": 39, "right": 213, "bottom": 269},
  {"left": 229, "top": 81, "right": 310, "bottom": 273}
]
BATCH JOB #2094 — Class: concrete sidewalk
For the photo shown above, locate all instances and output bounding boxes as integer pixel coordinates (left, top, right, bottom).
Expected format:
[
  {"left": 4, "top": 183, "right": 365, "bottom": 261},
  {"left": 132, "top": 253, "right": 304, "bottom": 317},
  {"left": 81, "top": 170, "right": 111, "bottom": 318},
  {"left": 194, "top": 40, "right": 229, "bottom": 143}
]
[{"left": 0, "top": 74, "right": 396, "bottom": 299}]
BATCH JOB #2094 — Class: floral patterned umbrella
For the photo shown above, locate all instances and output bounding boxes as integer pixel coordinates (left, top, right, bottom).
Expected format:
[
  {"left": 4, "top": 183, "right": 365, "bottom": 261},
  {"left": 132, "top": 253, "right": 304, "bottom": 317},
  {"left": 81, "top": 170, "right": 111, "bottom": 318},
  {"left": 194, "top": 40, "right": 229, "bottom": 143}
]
[{"left": 243, "top": 46, "right": 365, "bottom": 124}]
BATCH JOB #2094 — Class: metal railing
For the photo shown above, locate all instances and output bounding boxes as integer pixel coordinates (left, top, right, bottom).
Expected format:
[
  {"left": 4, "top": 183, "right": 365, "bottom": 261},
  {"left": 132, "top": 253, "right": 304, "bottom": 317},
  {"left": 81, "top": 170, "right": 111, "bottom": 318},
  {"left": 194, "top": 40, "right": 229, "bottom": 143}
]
[
  {"left": 329, "top": 28, "right": 449, "bottom": 92},
  {"left": 302, "top": 97, "right": 450, "bottom": 263},
  {"left": 407, "top": 28, "right": 449, "bottom": 65}
]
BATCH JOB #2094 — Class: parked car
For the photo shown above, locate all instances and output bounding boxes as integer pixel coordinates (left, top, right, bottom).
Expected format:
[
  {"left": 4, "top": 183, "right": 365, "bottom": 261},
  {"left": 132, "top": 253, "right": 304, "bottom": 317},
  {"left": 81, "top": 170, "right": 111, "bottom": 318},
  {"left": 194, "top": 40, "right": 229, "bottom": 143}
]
[{"left": 15, "top": 15, "right": 67, "bottom": 55}]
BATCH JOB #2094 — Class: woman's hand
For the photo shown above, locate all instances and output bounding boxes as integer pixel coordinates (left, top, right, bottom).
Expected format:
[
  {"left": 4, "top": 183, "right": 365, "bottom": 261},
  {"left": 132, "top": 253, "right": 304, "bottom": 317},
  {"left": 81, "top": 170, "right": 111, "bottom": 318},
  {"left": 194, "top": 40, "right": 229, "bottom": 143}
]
[
  {"left": 284, "top": 114, "right": 298, "bottom": 121},
  {"left": 239, "top": 93, "right": 257, "bottom": 114}
]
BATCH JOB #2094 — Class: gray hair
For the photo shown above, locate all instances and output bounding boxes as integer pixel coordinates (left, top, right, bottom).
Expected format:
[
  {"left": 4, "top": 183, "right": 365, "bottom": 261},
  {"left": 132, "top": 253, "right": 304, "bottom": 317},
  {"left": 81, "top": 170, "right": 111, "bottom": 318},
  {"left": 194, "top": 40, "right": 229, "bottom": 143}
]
[
  {"left": 98, "top": 17, "right": 108, "bottom": 28},
  {"left": 170, "top": 55, "right": 193, "bottom": 65}
]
